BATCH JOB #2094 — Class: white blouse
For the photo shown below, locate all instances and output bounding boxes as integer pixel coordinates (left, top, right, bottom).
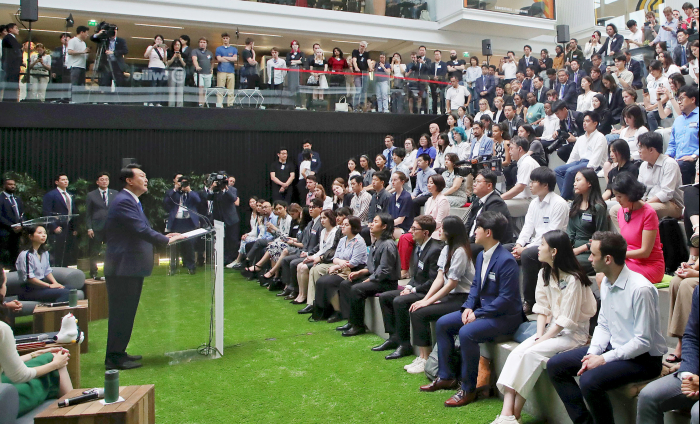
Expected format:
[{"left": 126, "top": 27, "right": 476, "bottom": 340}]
[
  {"left": 145, "top": 46, "right": 166, "bottom": 69},
  {"left": 437, "top": 246, "right": 475, "bottom": 294},
  {"left": 403, "top": 150, "right": 418, "bottom": 171},
  {"left": 576, "top": 91, "right": 597, "bottom": 113},
  {"left": 0, "top": 321, "right": 36, "bottom": 384},
  {"left": 313, "top": 226, "right": 339, "bottom": 259},
  {"left": 532, "top": 270, "right": 597, "bottom": 334},
  {"left": 620, "top": 126, "right": 649, "bottom": 160}
]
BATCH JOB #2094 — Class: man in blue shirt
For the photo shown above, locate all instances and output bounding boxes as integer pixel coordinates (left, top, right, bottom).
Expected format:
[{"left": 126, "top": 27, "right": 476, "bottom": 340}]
[
  {"left": 666, "top": 85, "right": 699, "bottom": 184},
  {"left": 215, "top": 32, "right": 237, "bottom": 108},
  {"left": 411, "top": 153, "right": 436, "bottom": 216},
  {"left": 548, "top": 231, "right": 667, "bottom": 424},
  {"left": 383, "top": 135, "right": 396, "bottom": 170}
]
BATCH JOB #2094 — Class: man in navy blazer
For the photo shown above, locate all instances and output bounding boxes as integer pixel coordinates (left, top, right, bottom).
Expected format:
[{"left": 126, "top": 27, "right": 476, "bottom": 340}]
[
  {"left": 624, "top": 51, "right": 644, "bottom": 89},
  {"left": 85, "top": 172, "right": 118, "bottom": 280},
  {"left": 517, "top": 45, "right": 538, "bottom": 75},
  {"left": 104, "top": 164, "right": 183, "bottom": 370},
  {"left": 473, "top": 64, "right": 496, "bottom": 109},
  {"left": 420, "top": 211, "right": 523, "bottom": 407},
  {"left": 554, "top": 69, "right": 579, "bottom": 111},
  {"left": 0, "top": 177, "right": 24, "bottom": 269},
  {"left": 597, "top": 24, "right": 625, "bottom": 58},
  {"left": 42, "top": 173, "right": 78, "bottom": 267},
  {"left": 163, "top": 175, "right": 201, "bottom": 274}
]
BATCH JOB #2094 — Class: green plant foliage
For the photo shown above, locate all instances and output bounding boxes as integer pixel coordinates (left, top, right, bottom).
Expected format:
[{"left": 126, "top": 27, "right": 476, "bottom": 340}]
[
  {"left": 68, "top": 178, "right": 91, "bottom": 257},
  {"left": 140, "top": 177, "right": 170, "bottom": 234},
  {"left": 3, "top": 172, "right": 45, "bottom": 220}
]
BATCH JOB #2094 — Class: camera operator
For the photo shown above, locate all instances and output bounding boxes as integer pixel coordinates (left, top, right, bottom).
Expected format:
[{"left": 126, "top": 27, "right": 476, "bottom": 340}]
[
  {"left": 164, "top": 176, "right": 201, "bottom": 275},
  {"left": 206, "top": 172, "right": 240, "bottom": 265},
  {"left": 542, "top": 100, "right": 584, "bottom": 162},
  {"left": 28, "top": 43, "right": 51, "bottom": 102},
  {"left": 90, "top": 23, "right": 128, "bottom": 88}
]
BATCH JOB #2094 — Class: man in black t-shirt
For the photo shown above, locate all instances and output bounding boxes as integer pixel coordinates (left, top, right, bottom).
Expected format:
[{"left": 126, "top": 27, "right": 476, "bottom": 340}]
[
  {"left": 241, "top": 38, "right": 258, "bottom": 89},
  {"left": 270, "top": 147, "right": 295, "bottom": 203},
  {"left": 446, "top": 49, "right": 466, "bottom": 83},
  {"left": 351, "top": 41, "right": 370, "bottom": 111}
]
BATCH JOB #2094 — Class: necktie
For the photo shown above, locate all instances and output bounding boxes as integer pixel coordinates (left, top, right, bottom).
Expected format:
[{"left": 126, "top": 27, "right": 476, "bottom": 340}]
[
  {"left": 529, "top": 81, "right": 534, "bottom": 93},
  {"left": 102, "top": 190, "right": 107, "bottom": 206},
  {"left": 61, "top": 191, "right": 71, "bottom": 213},
  {"left": 9, "top": 195, "right": 19, "bottom": 219},
  {"left": 574, "top": 73, "right": 578, "bottom": 84},
  {"left": 415, "top": 245, "right": 422, "bottom": 259},
  {"left": 559, "top": 85, "right": 564, "bottom": 98},
  {"left": 139, "top": 202, "right": 144, "bottom": 213},
  {"left": 681, "top": 46, "right": 687, "bottom": 66}
]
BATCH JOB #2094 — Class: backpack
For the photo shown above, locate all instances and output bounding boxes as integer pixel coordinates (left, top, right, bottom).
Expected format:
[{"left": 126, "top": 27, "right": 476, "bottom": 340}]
[{"left": 659, "top": 217, "right": 688, "bottom": 275}]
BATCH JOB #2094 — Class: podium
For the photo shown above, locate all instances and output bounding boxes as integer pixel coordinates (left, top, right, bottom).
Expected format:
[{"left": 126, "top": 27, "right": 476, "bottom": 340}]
[
  {"left": 13, "top": 214, "right": 79, "bottom": 268},
  {"left": 164, "top": 221, "right": 224, "bottom": 364}
]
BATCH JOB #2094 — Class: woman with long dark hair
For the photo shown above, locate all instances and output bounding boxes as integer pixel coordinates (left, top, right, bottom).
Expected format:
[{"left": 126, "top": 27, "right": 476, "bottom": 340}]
[
  {"left": 0, "top": 271, "right": 74, "bottom": 418},
  {"left": 576, "top": 76, "right": 596, "bottom": 112},
  {"left": 603, "top": 138, "right": 640, "bottom": 201},
  {"left": 166, "top": 39, "right": 186, "bottom": 107},
  {"left": 441, "top": 153, "right": 468, "bottom": 207},
  {"left": 15, "top": 226, "right": 70, "bottom": 303},
  {"left": 336, "top": 213, "right": 400, "bottom": 336},
  {"left": 494, "top": 230, "right": 596, "bottom": 424},
  {"left": 433, "top": 133, "right": 451, "bottom": 170},
  {"left": 601, "top": 74, "right": 623, "bottom": 123},
  {"left": 413, "top": 134, "right": 437, "bottom": 173},
  {"left": 567, "top": 169, "right": 608, "bottom": 274},
  {"left": 258, "top": 203, "right": 304, "bottom": 283},
  {"left": 401, "top": 216, "right": 474, "bottom": 374},
  {"left": 143, "top": 34, "right": 168, "bottom": 106},
  {"left": 347, "top": 158, "right": 361, "bottom": 179},
  {"left": 295, "top": 209, "right": 338, "bottom": 305},
  {"left": 359, "top": 155, "right": 375, "bottom": 191},
  {"left": 592, "top": 93, "right": 612, "bottom": 135}
]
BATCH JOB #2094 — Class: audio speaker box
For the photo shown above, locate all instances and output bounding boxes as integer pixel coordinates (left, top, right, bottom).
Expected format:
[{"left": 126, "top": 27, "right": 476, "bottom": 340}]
[
  {"left": 19, "top": 0, "right": 38, "bottom": 22},
  {"left": 556, "top": 25, "right": 570, "bottom": 44},
  {"left": 482, "top": 39, "right": 492, "bottom": 56}
]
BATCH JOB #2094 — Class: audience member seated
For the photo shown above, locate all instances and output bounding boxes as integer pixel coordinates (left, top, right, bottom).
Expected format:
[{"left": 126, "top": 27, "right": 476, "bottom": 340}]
[
  {"left": 603, "top": 104, "right": 647, "bottom": 180},
  {"left": 230, "top": 200, "right": 277, "bottom": 269},
  {"left": 609, "top": 173, "right": 666, "bottom": 283},
  {"left": 657, "top": 73, "right": 688, "bottom": 122},
  {"left": 535, "top": 101, "right": 560, "bottom": 145},
  {"left": 601, "top": 73, "right": 624, "bottom": 124},
  {"left": 666, "top": 260, "right": 699, "bottom": 365},
  {"left": 576, "top": 77, "right": 597, "bottom": 113},
  {"left": 518, "top": 125, "right": 546, "bottom": 166},
  {"left": 501, "top": 137, "right": 539, "bottom": 219},
  {"left": 361, "top": 171, "right": 392, "bottom": 244},
  {"left": 665, "top": 85, "right": 699, "bottom": 185},
  {"left": 504, "top": 104, "right": 524, "bottom": 139},
  {"left": 399, "top": 174, "right": 449, "bottom": 278},
  {"left": 302, "top": 216, "right": 367, "bottom": 317},
  {"left": 389, "top": 148, "right": 412, "bottom": 194},
  {"left": 278, "top": 199, "right": 323, "bottom": 297},
  {"left": 591, "top": 94, "right": 613, "bottom": 135},
  {"left": 246, "top": 200, "right": 292, "bottom": 274},
  {"left": 685, "top": 164, "right": 699, "bottom": 261},
  {"left": 464, "top": 170, "right": 514, "bottom": 259},
  {"left": 295, "top": 209, "right": 339, "bottom": 304},
  {"left": 491, "top": 122, "right": 511, "bottom": 172},
  {"left": 335, "top": 214, "right": 401, "bottom": 337},
  {"left": 15, "top": 225, "right": 70, "bottom": 303},
  {"left": 255, "top": 202, "right": 300, "bottom": 279},
  {"left": 547, "top": 231, "right": 667, "bottom": 424},
  {"left": 609, "top": 132, "right": 683, "bottom": 231},
  {"left": 603, "top": 139, "right": 640, "bottom": 203},
  {"left": 637, "top": 286, "right": 699, "bottom": 424},
  {"left": 261, "top": 205, "right": 307, "bottom": 291},
  {"left": 420, "top": 211, "right": 523, "bottom": 408},
  {"left": 413, "top": 134, "right": 436, "bottom": 170},
  {"left": 0, "top": 271, "right": 73, "bottom": 419},
  {"left": 331, "top": 179, "right": 353, "bottom": 211},
  {"left": 554, "top": 111, "right": 607, "bottom": 200},
  {"left": 555, "top": 69, "right": 578, "bottom": 112},
  {"left": 359, "top": 155, "right": 375, "bottom": 191},
  {"left": 645, "top": 60, "right": 673, "bottom": 131},
  {"left": 493, "top": 230, "right": 597, "bottom": 424},
  {"left": 544, "top": 100, "right": 584, "bottom": 162},
  {"left": 375, "top": 215, "right": 441, "bottom": 355},
  {"left": 606, "top": 89, "right": 644, "bottom": 145},
  {"left": 449, "top": 127, "right": 470, "bottom": 162},
  {"left": 387, "top": 171, "right": 414, "bottom": 239},
  {"left": 379, "top": 217, "right": 474, "bottom": 375},
  {"left": 349, "top": 175, "right": 372, "bottom": 226},
  {"left": 441, "top": 154, "right": 468, "bottom": 207},
  {"left": 567, "top": 168, "right": 609, "bottom": 274},
  {"left": 504, "top": 167, "right": 568, "bottom": 314},
  {"left": 411, "top": 153, "right": 436, "bottom": 217}
]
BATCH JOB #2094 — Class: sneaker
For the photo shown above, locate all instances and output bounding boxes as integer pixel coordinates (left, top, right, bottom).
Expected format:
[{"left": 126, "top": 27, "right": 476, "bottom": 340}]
[
  {"left": 497, "top": 416, "right": 521, "bottom": 424},
  {"left": 597, "top": 169, "right": 604, "bottom": 178},
  {"left": 404, "top": 357, "right": 421, "bottom": 370},
  {"left": 406, "top": 357, "right": 427, "bottom": 374},
  {"left": 225, "top": 261, "right": 240, "bottom": 269}
]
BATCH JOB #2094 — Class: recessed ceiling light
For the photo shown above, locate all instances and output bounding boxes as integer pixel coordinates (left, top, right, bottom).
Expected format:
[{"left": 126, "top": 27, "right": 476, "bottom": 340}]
[
  {"left": 19, "top": 29, "right": 66, "bottom": 33},
  {"left": 131, "top": 36, "right": 174, "bottom": 41},
  {"left": 239, "top": 32, "right": 282, "bottom": 37},
  {"left": 134, "top": 23, "right": 185, "bottom": 29},
  {"left": 331, "top": 40, "right": 366, "bottom": 44}
]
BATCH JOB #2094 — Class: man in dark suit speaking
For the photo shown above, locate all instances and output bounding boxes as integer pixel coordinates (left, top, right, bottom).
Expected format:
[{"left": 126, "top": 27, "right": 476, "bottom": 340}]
[
  {"left": 104, "top": 164, "right": 184, "bottom": 370},
  {"left": 85, "top": 172, "right": 118, "bottom": 280}
]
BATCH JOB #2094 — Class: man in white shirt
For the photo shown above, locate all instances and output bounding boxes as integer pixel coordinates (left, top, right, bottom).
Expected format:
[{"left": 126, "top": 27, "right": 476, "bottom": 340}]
[
  {"left": 66, "top": 26, "right": 90, "bottom": 87},
  {"left": 502, "top": 137, "right": 541, "bottom": 218},
  {"left": 625, "top": 19, "right": 645, "bottom": 62},
  {"left": 548, "top": 231, "right": 666, "bottom": 424},
  {"left": 266, "top": 47, "right": 286, "bottom": 90},
  {"left": 504, "top": 166, "right": 568, "bottom": 314},
  {"left": 646, "top": 60, "right": 673, "bottom": 131},
  {"left": 537, "top": 101, "right": 560, "bottom": 142},
  {"left": 501, "top": 54, "right": 517, "bottom": 84},
  {"left": 554, "top": 111, "right": 607, "bottom": 200},
  {"left": 445, "top": 76, "right": 470, "bottom": 111},
  {"left": 609, "top": 131, "right": 683, "bottom": 230}
]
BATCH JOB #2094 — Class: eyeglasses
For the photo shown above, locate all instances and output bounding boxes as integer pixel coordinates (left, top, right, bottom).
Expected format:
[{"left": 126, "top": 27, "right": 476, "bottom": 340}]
[{"left": 409, "top": 226, "right": 423, "bottom": 232}]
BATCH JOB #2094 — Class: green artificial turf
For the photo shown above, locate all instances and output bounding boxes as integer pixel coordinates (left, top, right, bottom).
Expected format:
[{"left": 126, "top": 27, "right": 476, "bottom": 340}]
[{"left": 58, "top": 267, "right": 536, "bottom": 423}]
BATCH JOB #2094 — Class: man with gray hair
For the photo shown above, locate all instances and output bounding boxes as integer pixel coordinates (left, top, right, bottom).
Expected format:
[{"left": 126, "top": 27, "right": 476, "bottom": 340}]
[{"left": 352, "top": 41, "right": 370, "bottom": 112}]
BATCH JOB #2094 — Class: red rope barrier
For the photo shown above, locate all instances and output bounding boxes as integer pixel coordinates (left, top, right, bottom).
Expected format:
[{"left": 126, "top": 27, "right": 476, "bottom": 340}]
[{"left": 275, "top": 67, "right": 453, "bottom": 86}]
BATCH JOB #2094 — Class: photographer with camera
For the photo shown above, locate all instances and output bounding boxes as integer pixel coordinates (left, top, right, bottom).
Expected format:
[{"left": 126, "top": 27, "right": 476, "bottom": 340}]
[
  {"left": 144, "top": 35, "right": 168, "bottom": 106},
  {"left": 90, "top": 22, "right": 128, "bottom": 89},
  {"left": 206, "top": 172, "right": 239, "bottom": 266},
  {"left": 543, "top": 99, "right": 584, "bottom": 162},
  {"left": 164, "top": 175, "right": 201, "bottom": 275},
  {"left": 28, "top": 43, "right": 51, "bottom": 102}
]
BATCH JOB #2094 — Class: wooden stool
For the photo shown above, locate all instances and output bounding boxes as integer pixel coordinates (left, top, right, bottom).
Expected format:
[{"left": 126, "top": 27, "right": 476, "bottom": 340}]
[
  {"left": 18, "top": 342, "right": 81, "bottom": 388},
  {"left": 33, "top": 300, "right": 90, "bottom": 353},
  {"left": 84, "top": 279, "right": 109, "bottom": 321},
  {"left": 35, "top": 385, "right": 155, "bottom": 424}
]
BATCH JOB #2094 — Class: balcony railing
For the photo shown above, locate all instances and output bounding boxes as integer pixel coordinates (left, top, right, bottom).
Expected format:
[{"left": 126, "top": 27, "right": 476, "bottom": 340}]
[{"left": 241, "top": 0, "right": 434, "bottom": 21}]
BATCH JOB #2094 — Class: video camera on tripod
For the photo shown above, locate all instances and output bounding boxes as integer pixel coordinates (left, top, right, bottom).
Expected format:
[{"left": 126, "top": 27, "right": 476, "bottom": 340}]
[
  {"left": 208, "top": 171, "right": 229, "bottom": 191},
  {"left": 455, "top": 156, "right": 502, "bottom": 178},
  {"left": 94, "top": 22, "right": 117, "bottom": 40}
]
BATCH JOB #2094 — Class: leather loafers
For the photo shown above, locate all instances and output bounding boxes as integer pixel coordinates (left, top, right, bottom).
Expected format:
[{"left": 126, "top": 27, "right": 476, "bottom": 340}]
[
  {"left": 336, "top": 322, "right": 352, "bottom": 331},
  {"left": 444, "top": 389, "right": 476, "bottom": 407},
  {"left": 342, "top": 325, "right": 366, "bottom": 337},
  {"left": 522, "top": 301, "right": 533, "bottom": 315},
  {"left": 284, "top": 293, "right": 298, "bottom": 300},
  {"left": 298, "top": 305, "right": 313, "bottom": 314},
  {"left": 276, "top": 288, "right": 293, "bottom": 297},
  {"left": 105, "top": 360, "right": 142, "bottom": 371},
  {"left": 327, "top": 312, "right": 344, "bottom": 323},
  {"left": 371, "top": 339, "right": 399, "bottom": 352},
  {"left": 420, "top": 378, "right": 459, "bottom": 392},
  {"left": 385, "top": 345, "right": 413, "bottom": 360},
  {"left": 126, "top": 353, "right": 143, "bottom": 361}
]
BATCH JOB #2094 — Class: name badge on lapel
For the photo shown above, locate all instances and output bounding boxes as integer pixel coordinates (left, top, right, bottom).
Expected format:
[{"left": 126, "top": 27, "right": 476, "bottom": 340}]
[
  {"left": 377, "top": 205, "right": 382, "bottom": 210},
  {"left": 311, "top": 230, "right": 317, "bottom": 235},
  {"left": 395, "top": 202, "right": 401, "bottom": 209},
  {"left": 582, "top": 213, "right": 593, "bottom": 222},
  {"left": 488, "top": 272, "right": 496, "bottom": 281},
  {"left": 543, "top": 216, "right": 550, "bottom": 224},
  {"left": 418, "top": 260, "right": 424, "bottom": 270},
  {"left": 281, "top": 165, "right": 285, "bottom": 170}
]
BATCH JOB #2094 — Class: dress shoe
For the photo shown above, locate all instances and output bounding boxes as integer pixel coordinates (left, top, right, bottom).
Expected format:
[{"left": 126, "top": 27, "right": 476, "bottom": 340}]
[
  {"left": 326, "top": 312, "right": 344, "bottom": 323},
  {"left": 276, "top": 288, "right": 293, "bottom": 297},
  {"left": 342, "top": 325, "right": 366, "bottom": 337},
  {"left": 126, "top": 353, "right": 143, "bottom": 361},
  {"left": 336, "top": 322, "right": 352, "bottom": 331},
  {"left": 284, "top": 293, "right": 298, "bottom": 300},
  {"left": 267, "top": 280, "right": 284, "bottom": 291},
  {"left": 188, "top": 269, "right": 196, "bottom": 275},
  {"left": 105, "top": 360, "right": 142, "bottom": 370},
  {"left": 444, "top": 389, "right": 476, "bottom": 407},
  {"left": 260, "top": 281, "right": 270, "bottom": 288},
  {"left": 420, "top": 378, "right": 459, "bottom": 392},
  {"left": 290, "top": 298, "right": 306, "bottom": 305},
  {"left": 385, "top": 345, "right": 413, "bottom": 360},
  {"left": 371, "top": 339, "right": 399, "bottom": 352},
  {"left": 298, "top": 305, "right": 313, "bottom": 314},
  {"left": 522, "top": 301, "right": 533, "bottom": 315}
]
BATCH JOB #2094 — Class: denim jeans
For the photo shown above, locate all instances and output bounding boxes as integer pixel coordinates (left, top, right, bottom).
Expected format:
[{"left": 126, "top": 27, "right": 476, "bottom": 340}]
[
  {"left": 376, "top": 80, "right": 390, "bottom": 112},
  {"left": 555, "top": 159, "right": 589, "bottom": 200},
  {"left": 647, "top": 109, "right": 662, "bottom": 131},
  {"left": 637, "top": 373, "right": 700, "bottom": 424},
  {"left": 353, "top": 73, "right": 368, "bottom": 109}
]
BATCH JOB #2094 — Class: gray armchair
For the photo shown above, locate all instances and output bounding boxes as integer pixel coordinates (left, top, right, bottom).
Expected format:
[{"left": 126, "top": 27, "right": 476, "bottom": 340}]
[
  {"left": 0, "top": 382, "right": 55, "bottom": 424},
  {"left": 4, "top": 268, "right": 86, "bottom": 319}
]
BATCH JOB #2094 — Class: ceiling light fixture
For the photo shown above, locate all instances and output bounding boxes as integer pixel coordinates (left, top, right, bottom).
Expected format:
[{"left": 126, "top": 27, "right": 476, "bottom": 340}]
[
  {"left": 239, "top": 32, "right": 282, "bottom": 37},
  {"left": 19, "top": 29, "right": 66, "bottom": 33},
  {"left": 134, "top": 23, "right": 185, "bottom": 29},
  {"left": 331, "top": 40, "right": 367, "bottom": 44},
  {"left": 131, "top": 36, "right": 174, "bottom": 41}
]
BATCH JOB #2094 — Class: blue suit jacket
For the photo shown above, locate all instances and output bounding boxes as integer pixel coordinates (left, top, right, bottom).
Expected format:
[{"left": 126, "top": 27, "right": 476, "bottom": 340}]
[
  {"left": 680, "top": 286, "right": 699, "bottom": 375},
  {"left": 104, "top": 190, "right": 170, "bottom": 277},
  {"left": 42, "top": 188, "right": 78, "bottom": 232},
  {"left": 474, "top": 75, "right": 496, "bottom": 105},
  {"left": 468, "top": 136, "right": 494, "bottom": 160},
  {"left": 597, "top": 34, "right": 625, "bottom": 57},
  {"left": 163, "top": 189, "right": 201, "bottom": 230},
  {"left": 297, "top": 150, "right": 321, "bottom": 174},
  {"left": 555, "top": 80, "right": 579, "bottom": 111},
  {"left": 627, "top": 59, "right": 644, "bottom": 89},
  {"left": 462, "top": 244, "right": 522, "bottom": 319},
  {"left": 0, "top": 193, "right": 23, "bottom": 237}
]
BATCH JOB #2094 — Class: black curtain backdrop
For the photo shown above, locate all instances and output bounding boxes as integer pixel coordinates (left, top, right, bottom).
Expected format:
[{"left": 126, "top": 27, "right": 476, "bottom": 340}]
[{"left": 1, "top": 103, "right": 446, "bottom": 203}]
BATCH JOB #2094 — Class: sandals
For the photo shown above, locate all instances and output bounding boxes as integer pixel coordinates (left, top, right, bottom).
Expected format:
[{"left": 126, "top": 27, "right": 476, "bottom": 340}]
[
  {"left": 245, "top": 265, "right": 261, "bottom": 273},
  {"left": 666, "top": 353, "right": 682, "bottom": 363},
  {"left": 263, "top": 271, "right": 275, "bottom": 279}
]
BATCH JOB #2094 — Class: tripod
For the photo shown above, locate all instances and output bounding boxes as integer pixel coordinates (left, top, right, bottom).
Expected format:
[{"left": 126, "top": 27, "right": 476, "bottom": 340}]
[{"left": 87, "top": 37, "right": 122, "bottom": 103}]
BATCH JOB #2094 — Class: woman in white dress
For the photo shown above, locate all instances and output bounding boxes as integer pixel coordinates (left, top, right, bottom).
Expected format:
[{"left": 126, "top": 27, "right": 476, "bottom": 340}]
[
  {"left": 490, "top": 230, "right": 596, "bottom": 424},
  {"left": 576, "top": 76, "right": 597, "bottom": 113}
]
